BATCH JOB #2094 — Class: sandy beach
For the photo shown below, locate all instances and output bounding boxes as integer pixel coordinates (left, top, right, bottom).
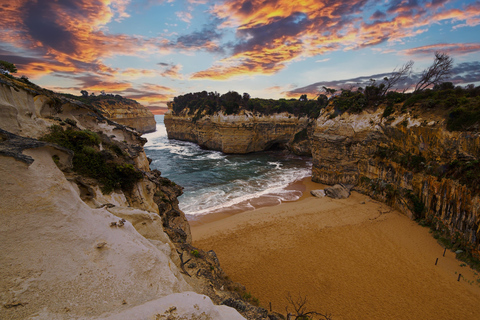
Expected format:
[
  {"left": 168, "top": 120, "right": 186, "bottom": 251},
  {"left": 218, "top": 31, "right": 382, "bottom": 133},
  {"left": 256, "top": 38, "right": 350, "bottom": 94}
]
[{"left": 192, "top": 178, "right": 480, "bottom": 320}]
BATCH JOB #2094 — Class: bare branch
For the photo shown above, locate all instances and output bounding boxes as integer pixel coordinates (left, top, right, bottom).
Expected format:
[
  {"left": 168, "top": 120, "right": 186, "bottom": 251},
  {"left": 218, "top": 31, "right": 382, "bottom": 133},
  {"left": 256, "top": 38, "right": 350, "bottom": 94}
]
[
  {"left": 414, "top": 52, "right": 453, "bottom": 93},
  {"left": 285, "top": 292, "right": 333, "bottom": 320},
  {"left": 381, "top": 60, "right": 414, "bottom": 95}
]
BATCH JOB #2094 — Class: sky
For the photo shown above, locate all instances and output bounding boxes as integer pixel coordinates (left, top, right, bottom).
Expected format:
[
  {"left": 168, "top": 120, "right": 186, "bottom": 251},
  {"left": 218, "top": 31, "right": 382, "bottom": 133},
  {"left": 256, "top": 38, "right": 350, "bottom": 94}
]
[{"left": 1, "top": 0, "right": 480, "bottom": 112}]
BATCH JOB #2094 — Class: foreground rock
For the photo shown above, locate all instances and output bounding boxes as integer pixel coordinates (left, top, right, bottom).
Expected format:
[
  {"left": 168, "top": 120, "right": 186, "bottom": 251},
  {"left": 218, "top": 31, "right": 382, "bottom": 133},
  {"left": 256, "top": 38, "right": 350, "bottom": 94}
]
[{"left": 0, "top": 75, "right": 249, "bottom": 319}]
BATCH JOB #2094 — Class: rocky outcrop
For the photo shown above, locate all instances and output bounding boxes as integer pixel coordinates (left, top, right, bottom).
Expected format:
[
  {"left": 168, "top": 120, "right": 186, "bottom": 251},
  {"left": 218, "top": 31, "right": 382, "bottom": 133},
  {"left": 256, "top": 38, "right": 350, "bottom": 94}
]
[
  {"left": 0, "top": 75, "right": 251, "bottom": 319},
  {"left": 165, "top": 110, "right": 313, "bottom": 154},
  {"left": 92, "top": 97, "right": 156, "bottom": 134},
  {"left": 310, "top": 105, "right": 480, "bottom": 254},
  {"left": 165, "top": 99, "right": 480, "bottom": 255}
]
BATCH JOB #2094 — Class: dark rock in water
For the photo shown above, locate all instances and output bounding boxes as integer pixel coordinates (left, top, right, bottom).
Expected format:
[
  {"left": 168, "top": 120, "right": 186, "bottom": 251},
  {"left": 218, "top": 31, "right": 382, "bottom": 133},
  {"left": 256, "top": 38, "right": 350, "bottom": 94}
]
[
  {"left": 324, "top": 184, "right": 354, "bottom": 199},
  {"left": 310, "top": 189, "right": 325, "bottom": 198}
]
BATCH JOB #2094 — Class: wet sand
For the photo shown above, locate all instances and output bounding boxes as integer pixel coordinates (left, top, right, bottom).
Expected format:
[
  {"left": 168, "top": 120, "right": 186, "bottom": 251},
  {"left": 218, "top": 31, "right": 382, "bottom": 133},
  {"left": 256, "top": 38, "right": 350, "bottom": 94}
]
[{"left": 192, "top": 179, "right": 480, "bottom": 320}]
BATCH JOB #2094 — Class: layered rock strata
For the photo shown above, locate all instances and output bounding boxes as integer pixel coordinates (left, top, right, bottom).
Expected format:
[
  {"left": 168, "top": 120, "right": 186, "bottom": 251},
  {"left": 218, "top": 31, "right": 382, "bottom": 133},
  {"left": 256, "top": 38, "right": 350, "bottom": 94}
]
[
  {"left": 0, "top": 76, "right": 268, "bottom": 319},
  {"left": 311, "top": 106, "right": 480, "bottom": 253},
  {"left": 165, "top": 104, "right": 480, "bottom": 254},
  {"left": 93, "top": 97, "right": 156, "bottom": 133},
  {"left": 165, "top": 110, "right": 313, "bottom": 155}
]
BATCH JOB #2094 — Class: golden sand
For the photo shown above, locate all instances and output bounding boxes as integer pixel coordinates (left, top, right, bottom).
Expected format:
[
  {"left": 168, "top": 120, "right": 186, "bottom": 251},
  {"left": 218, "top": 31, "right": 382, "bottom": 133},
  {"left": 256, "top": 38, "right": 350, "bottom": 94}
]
[{"left": 192, "top": 178, "right": 480, "bottom": 320}]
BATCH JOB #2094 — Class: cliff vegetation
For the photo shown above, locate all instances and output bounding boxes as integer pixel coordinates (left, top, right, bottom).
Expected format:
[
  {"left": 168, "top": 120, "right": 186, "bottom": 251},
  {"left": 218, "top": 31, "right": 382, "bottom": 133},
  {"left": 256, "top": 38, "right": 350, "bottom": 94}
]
[
  {"left": 165, "top": 79, "right": 480, "bottom": 269},
  {"left": 0, "top": 72, "right": 274, "bottom": 319},
  {"left": 61, "top": 91, "right": 157, "bottom": 133}
]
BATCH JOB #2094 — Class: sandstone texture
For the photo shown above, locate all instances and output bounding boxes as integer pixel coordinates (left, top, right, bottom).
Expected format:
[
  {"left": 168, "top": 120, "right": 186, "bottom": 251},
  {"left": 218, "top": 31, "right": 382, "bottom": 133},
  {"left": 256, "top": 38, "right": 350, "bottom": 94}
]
[
  {"left": 164, "top": 110, "right": 313, "bottom": 154},
  {"left": 93, "top": 97, "right": 156, "bottom": 134},
  {"left": 165, "top": 102, "right": 480, "bottom": 254},
  {"left": 311, "top": 106, "right": 480, "bottom": 253},
  {"left": 0, "top": 75, "right": 249, "bottom": 319}
]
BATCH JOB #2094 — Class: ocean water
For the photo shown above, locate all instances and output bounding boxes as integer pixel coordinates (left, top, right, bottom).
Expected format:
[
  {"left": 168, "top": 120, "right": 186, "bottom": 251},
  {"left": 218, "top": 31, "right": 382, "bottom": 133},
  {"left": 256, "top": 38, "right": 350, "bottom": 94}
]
[{"left": 143, "top": 115, "right": 312, "bottom": 219}]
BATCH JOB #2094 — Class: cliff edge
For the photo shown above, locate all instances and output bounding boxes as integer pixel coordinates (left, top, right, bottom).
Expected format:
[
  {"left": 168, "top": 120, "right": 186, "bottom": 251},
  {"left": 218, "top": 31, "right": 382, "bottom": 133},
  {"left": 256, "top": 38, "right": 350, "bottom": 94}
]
[
  {"left": 165, "top": 88, "right": 480, "bottom": 259},
  {"left": 0, "top": 75, "right": 257, "bottom": 319},
  {"left": 91, "top": 96, "right": 156, "bottom": 134}
]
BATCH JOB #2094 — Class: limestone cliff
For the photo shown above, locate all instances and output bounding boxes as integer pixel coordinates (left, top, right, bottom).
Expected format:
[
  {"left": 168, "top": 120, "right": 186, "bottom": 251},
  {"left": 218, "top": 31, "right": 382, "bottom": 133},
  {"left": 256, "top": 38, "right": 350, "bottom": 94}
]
[
  {"left": 165, "top": 110, "right": 313, "bottom": 155},
  {"left": 92, "top": 96, "right": 156, "bottom": 134},
  {"left": 165, "top": 101, "right": 480, "bottom": 257},
  {"left": 310, "top": 105, "right": 480, "bottom": 254},
  {"left": 0, "top": 75, "right": 254, "bottom": 319}
]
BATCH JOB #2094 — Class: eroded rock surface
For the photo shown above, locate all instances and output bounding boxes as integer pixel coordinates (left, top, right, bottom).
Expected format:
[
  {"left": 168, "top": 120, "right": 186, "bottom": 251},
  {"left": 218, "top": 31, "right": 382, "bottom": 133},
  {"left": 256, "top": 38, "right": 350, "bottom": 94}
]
[
  {"left": 165, "top": 111, "right": 313, "bottom": 155},
  {"left": 92, "top": 97, "right": 156, "bottom": 134},
  {"left": 0, "top": 75, "right": 248, "bottom": 320},
  {"left": 311, "top": 106, "right": 480, "bottom": 253}
]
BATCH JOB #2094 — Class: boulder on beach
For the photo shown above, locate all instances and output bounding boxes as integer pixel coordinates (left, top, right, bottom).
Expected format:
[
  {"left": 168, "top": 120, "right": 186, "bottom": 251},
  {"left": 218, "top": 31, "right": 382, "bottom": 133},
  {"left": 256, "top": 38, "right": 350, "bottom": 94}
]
[
  {"left": 310, "top": 189, "right": 326, "bottom": 198},
  {"left": 325, "top": 184, "right": 354, "bottom": 199}
]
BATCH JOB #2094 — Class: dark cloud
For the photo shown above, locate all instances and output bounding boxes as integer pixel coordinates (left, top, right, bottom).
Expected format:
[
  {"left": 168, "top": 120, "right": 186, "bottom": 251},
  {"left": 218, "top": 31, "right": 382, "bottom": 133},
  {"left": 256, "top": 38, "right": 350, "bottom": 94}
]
[
  {"left": 239, "top": 0, "right": 253, "bottom": 15},
  {"left": 174, "top": 21, "right": 224, "bottom": 53},
  {"left": 371, "top": 10, "right": 386, "bottom": 20},
  {"left": 22, "top": 0, "right": 77, "bottom": 55},
  {"left": 286, "top": 61, "right": 480, "bottom": 97},
  {"left": 387, "top": 0, "right": 421, "bottom": 14},
  {"left": 332, "top": 0, "right": 369, "bottom": 16},
  {"left": 0, "top": 53, "right": 45, "bottom": 66},
  {"left": 450, "top": 61, "right": 480, "bottom": 83},
  {"left": 233, "top": 12, "right": 309, "bottom": 55},
  {"left": 431, "top": 0, "right": 449, "bottom": 7}
]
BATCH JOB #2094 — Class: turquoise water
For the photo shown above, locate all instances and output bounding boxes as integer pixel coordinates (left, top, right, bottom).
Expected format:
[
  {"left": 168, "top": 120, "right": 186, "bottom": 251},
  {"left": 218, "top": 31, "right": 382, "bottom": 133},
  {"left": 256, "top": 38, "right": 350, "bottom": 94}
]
[{"left": 143, "top": 115, "right": 312, "bottom": 219}]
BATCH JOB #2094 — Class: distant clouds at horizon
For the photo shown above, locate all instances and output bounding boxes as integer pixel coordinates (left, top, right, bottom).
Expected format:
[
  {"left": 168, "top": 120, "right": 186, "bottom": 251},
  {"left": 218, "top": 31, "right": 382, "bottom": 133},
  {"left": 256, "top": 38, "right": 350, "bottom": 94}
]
[{"left": 1, "top": 0, "right": 480, "bottom": 106}]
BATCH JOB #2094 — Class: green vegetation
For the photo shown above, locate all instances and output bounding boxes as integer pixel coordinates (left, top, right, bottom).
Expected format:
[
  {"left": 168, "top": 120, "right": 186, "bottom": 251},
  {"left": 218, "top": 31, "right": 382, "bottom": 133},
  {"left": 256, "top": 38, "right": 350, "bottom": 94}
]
[
  {"left": 170, "top": 91, "right": 329, "bottom": 119},
  {"left": 59, "top": 91, "right": 139, "bottom": 110},
  {"left": 241, "top": 292, "right": 260, "bottom": 307},
  {"left": 191, "top": 249, "right": 200, "bottom": 257},
  {"left": 444, "top": 159, "right": 480, "bottom": 194},
  {"left": 40, "top": 125, "right": 142, "bottom": 193},
  {"left": 419, "top": 216, "right": 480, "bottom": 272},
  {"left": 171, "top": 83, "right": 480, "bottom": 130},
  {"left": 0, "top": 60, "right": 17, "bottom": 74}
]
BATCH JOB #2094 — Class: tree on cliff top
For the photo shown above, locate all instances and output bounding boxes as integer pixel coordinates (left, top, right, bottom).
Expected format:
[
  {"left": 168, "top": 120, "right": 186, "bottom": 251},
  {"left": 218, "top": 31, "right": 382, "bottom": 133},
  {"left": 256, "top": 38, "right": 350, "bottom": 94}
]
[
  {"left": 414, "top": 52, "right": 453, "bottom": 93},
  {"left": 0, "top": 60, "right": 17, "bottom": 74}
]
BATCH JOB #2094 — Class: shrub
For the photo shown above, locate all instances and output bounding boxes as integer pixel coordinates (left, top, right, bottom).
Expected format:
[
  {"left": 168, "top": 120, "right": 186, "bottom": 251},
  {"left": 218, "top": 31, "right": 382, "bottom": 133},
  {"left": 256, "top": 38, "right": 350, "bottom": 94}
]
[
  {"left": 191, "top": 249, "right": 200, "bottom": 257},
  {"left": 40, "top": 126, "right": 142, "bottom": 193}
]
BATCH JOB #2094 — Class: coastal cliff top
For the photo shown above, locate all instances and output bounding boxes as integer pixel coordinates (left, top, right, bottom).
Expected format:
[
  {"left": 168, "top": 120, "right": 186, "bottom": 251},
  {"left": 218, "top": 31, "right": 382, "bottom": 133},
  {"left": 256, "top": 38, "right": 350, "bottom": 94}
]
[{"left": 169, "top": 85, "right": 480, "bottom": 132}]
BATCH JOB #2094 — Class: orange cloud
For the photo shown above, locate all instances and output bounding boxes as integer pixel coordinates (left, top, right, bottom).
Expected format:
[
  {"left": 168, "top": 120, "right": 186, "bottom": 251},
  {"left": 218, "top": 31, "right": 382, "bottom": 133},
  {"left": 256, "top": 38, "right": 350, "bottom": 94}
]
[
  {"left": 0, "top": 0, "right": 159, "bottom": 81},
  {"left": 121, "top": 68, "right": 159, "bottom": 78},
  {"left": 190, "top": 0, "right": 480, "bottom": 80},
  {"left": 404, "top": 43, "right": 480, "bottom": 56}
]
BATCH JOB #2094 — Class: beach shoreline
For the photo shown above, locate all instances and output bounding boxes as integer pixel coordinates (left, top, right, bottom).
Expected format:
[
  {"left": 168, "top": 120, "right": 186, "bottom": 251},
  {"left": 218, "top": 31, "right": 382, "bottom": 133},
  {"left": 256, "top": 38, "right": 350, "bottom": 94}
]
[
  {"left": 191, "top": 181, "right": 480, "bottom": 319},
  {"left": 187, "top": 176, "right": 318, "bottom": 228}
]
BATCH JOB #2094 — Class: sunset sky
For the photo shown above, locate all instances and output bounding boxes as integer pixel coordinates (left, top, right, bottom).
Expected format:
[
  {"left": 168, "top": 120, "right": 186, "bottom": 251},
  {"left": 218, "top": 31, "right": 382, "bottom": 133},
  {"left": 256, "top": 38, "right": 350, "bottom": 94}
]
[{"left": 1, "top": 0, "right": 480, "bottom": 110}]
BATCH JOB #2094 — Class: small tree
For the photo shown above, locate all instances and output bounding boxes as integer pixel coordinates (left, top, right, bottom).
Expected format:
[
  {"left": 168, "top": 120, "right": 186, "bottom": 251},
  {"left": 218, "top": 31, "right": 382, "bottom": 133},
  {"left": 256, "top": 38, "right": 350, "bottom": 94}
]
[
  {"left": 382, "top": 60, "right": 414, "bottom": 94},
  {"left": 0, "top": 60, "right": 17, "bottom": 74},
  {"left": 80, "top": 90, "right": 89, "bottom": 97},
  {"left": 414, "top": 52, "right": 453, "bottom": 93},
  {"left": 364, "top": 60, "right": 414, "bottom": 106},
  {"left": 285, "top": 293, "right": 333, "bottom": 320}
]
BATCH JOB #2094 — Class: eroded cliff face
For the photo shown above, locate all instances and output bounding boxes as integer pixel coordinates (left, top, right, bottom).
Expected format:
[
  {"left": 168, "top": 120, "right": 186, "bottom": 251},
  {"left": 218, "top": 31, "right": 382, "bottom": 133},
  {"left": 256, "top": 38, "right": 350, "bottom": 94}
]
[
  {"left": 165, "top": 102, "right": 480, "bottom": 255},
  {"left": 311, "top": 105, "right": 480, "bottom": 254},
  {"left": 165, "top": 110, "right": 313, "bottom": 155},
  {"left": 0, "top": 76, "right": 248, "bottom": 320},
  {"left": 93, "top": 98, "right": 156, "bottom": 134}
]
